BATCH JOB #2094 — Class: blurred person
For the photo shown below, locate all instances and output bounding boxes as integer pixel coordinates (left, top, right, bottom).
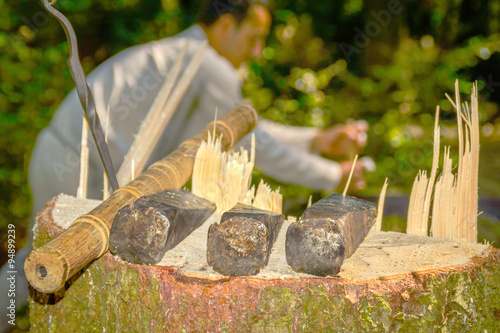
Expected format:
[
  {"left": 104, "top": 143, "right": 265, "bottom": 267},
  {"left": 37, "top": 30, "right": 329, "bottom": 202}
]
[
  {"left": 1, "top": 1, "right": 369, "bottom": 330},
  {"left": 28, "top": 0, "right": 369, "bottom": 221}
]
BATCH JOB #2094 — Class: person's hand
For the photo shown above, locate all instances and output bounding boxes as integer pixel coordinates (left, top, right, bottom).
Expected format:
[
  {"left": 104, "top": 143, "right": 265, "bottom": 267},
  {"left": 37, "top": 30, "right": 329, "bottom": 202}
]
[
  {"left": 336, "top": 160, "right": 366, "bottom": 193},
  {"left": 311, "top": 120, "right": 368, "bottom": 159}
]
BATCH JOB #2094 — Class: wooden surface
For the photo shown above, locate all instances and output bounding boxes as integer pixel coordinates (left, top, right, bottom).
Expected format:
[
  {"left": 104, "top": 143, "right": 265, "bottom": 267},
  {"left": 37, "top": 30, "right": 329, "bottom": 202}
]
[{"left": 47, "top": 194, "right": 489, "bottom": 280}]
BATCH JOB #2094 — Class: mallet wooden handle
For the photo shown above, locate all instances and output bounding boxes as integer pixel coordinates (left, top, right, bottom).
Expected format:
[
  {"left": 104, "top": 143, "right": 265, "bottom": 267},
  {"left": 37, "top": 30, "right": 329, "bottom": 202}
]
[{"left": 25, "top": 103, "right": 258, "bottom": 293}]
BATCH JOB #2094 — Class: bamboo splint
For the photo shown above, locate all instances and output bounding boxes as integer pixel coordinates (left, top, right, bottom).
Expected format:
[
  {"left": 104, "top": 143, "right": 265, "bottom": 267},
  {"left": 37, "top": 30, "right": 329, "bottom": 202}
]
[
  {"left": 25, "top": 103, "right": 258, "bottom": 293},
  {"left": 116, "top": 42, "right": 207, "bottom": 185}
]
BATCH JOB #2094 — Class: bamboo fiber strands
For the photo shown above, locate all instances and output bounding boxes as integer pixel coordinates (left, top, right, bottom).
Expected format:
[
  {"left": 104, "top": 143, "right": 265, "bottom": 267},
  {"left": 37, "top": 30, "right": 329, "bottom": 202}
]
[
  {"left": 192, "top": 133, "right": 282, "bottom": 214},
  {"left": 407, "top": 81, "right": 479, "bottom": 243}
]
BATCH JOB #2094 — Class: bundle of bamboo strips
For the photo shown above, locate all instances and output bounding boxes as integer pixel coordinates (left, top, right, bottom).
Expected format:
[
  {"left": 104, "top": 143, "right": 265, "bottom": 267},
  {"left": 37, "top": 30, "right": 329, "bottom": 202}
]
[
  {"left": 192, "top": 133, "right": 282, "bottom": 213},
  {"left": 407, "top": 81, "right": 479, "bottom": 243},
  {"left": 117, "top": 41, "right": 207, "bottom": 185}
]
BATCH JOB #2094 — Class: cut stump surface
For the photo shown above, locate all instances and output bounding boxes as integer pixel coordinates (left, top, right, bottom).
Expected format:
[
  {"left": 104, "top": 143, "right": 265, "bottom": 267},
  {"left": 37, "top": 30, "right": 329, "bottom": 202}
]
[{"left": 29, "top": 195, "right": 500, "bottom": 332}]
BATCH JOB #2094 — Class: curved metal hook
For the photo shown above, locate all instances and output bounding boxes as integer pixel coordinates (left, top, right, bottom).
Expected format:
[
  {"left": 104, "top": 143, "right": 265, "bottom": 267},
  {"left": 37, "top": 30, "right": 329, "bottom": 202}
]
[
  {"left": 40, "top": 0, "right": 120, "bottom": 191},
  {"left": 41, "top": 0, "right": 81, "bottom": 80}
]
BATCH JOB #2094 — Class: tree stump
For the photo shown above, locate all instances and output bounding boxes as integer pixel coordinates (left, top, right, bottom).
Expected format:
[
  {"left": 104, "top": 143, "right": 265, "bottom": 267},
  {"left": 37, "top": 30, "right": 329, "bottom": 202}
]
[{"left": 29, "top": 195, "right": 500, "bottom": 332}]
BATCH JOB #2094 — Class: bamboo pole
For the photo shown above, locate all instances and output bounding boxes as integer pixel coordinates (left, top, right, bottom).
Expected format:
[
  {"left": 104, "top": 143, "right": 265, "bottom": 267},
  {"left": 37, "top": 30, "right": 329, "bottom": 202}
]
[{"left": 25, "top": 103, "right": 258, "bottom": 293}]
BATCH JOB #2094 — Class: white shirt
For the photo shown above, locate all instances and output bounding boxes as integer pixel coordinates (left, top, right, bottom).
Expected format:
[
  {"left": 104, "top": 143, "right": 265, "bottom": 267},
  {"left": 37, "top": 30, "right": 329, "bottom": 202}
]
[{"left": 29, "top": 25, "right": 342, "bottom": 214}]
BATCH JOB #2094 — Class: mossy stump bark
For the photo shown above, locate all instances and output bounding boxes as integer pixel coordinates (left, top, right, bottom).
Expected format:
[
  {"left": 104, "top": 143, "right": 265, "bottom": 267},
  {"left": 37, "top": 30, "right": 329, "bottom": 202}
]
[{"left": 29, "top": 196, "right": 500, "bottom": 332}]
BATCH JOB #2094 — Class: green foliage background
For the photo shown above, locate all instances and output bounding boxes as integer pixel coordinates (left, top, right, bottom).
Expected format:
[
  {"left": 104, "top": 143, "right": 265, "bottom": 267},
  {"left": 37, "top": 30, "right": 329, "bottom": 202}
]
[{"left": 1, "top": 0, "right": 500, "bottom": 260}]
